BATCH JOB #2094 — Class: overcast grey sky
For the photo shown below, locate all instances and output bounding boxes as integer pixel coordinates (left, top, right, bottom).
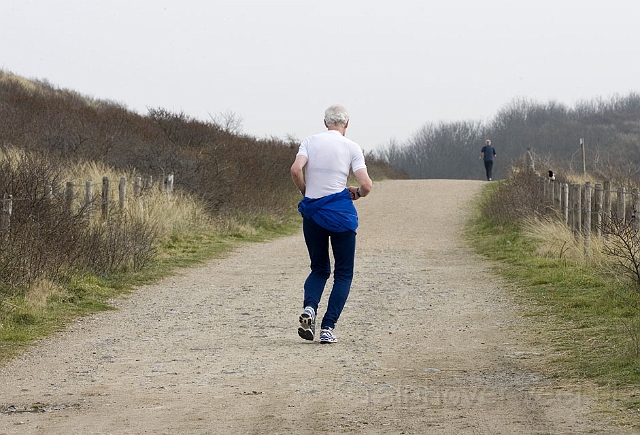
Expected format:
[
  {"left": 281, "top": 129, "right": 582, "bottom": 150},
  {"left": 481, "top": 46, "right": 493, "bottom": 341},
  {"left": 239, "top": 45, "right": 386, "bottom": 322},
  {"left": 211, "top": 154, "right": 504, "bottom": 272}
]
[{"left": 1, "top": 0, "right": 638, "bottom": 151}]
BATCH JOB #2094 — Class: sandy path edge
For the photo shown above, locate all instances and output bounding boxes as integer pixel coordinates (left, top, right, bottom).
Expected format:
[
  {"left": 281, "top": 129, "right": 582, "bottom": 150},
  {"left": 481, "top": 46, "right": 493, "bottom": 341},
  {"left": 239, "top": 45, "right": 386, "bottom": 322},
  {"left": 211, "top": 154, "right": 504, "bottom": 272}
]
[{"left": 0, "top": 179, "right": 634, "bottom": 435}]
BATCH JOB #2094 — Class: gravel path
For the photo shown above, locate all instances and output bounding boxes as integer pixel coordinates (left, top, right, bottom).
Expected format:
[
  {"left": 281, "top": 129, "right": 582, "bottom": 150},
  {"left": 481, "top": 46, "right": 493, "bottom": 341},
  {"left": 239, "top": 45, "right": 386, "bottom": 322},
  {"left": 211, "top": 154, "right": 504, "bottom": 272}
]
[{"left": 0, "top": 179, "right": 633, "bottom": 434}]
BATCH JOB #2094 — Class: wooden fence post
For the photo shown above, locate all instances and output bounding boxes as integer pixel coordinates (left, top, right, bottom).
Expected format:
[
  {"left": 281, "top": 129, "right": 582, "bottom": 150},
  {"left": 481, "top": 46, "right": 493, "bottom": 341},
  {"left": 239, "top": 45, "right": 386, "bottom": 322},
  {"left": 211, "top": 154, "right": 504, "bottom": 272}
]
[
  {"left": 526, "top": 148, "right": 535, "bottom": 170},
  {"left": 1, "top": 195, "right": 12, "bottom": 241},
  {"left": 568, "top": 183, "right": 574, "bottom": 230},
  {"left": 603, "top": 181, "right": 612, "bottom": 242},
  {"left": 571, "top": 184, "right": 582, "bottom": 238},
  {"left": 134, "top": 176, "right": 142, "bottom": 197},
  {"left": 584, "top": 182, "right": 592, "bottom": 256},
  {"left": 633, "top": 188, "right": 640, "bottom": 232},
  {"left": 617, "top": 186, "right": 626, "bottom": 222},
  {"left": 119, "top": 177, "right": 127, "bottom": 210},
  {"left": 562, "top": 183, "right": 569, "bottom": 225},
  {"left": 166, "top": 173, "right": 174, "bottom": 197},
  {"left": 580, "top": 138, "right": 586, "bottom": 176},
  {"left": 85, "top": 180, "right": 93, "bottom": 224},
  {"left": 554, "top": 180, "right": 561, "bottom": 210},
  {"left": 65, "top": 182, "right": 74, "bottom": 214},
  {"left": 102, "top": 176, "right": 110, "bottom": 220},
  {"left": 595, "top": 183, "right": 603, "bottom": 238}
]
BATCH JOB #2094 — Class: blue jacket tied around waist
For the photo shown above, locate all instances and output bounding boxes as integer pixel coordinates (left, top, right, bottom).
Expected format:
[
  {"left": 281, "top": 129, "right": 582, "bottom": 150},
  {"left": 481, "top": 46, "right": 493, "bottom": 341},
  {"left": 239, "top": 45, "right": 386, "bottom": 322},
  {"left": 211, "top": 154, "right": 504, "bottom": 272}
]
[{"left": 298, "top": 189, "right": 358, "bottom": 233}]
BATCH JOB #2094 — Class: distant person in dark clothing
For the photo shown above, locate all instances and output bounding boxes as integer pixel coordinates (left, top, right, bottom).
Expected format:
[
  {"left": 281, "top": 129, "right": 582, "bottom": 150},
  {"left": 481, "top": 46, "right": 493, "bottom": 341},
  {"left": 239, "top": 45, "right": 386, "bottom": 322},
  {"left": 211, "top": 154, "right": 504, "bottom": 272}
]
[{"left": 480, "top": 139, "right": 497, "bottom": 181}]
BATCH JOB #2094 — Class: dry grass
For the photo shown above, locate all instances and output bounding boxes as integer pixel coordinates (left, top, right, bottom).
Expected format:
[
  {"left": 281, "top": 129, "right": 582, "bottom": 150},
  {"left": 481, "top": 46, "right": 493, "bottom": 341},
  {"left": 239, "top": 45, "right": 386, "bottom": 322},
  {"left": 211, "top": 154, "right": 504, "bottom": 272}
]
[
  {"left": 562, "top": 172, "right": 599, "bottom": 186},
  {"left": 1, "top": 147, "right": 211, "bottom": 238},
  {"left": 522, "top": 216, "right": 609, "bottom": 267},
  {"left": 471, "top": 180, "right": 640, "bottom": 419},
  {"left": 24, "top": 278, "right": 66, "bottom": 308},
  {"left": 0, "top": 145, "right": 27, "bottom": 165},
  {"left": 0, "top": 146, "right": 218, "bottom": 299},
  {"left": 57, "top": 158, "right": 212, "bottom": 236},
  {"left": 0, "top": 70, "right": 39, "bottom": 93}
]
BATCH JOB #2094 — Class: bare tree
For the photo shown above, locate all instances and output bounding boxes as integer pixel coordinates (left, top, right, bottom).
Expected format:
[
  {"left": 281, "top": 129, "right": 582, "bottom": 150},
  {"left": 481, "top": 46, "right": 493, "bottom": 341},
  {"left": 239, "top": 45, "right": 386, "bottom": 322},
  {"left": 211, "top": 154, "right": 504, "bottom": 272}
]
[{"left": 209, "top": 110, "right": 244, "bottom": 135}]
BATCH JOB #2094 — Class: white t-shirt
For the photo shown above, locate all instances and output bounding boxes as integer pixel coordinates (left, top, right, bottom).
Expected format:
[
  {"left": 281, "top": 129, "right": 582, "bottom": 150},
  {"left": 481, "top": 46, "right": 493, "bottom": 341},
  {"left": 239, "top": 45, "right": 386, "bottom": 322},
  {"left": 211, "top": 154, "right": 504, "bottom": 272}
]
[{"left": 297, "top": 130, "right": 367, "bottom": 199}]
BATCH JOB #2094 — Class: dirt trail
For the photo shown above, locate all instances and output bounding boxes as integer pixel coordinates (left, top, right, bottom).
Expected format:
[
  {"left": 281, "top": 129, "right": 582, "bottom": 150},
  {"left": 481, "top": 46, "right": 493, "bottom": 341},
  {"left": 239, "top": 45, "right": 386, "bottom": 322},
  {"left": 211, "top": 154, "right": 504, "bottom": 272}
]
[{"left": 0, "top": 179, "right": 633, "bottom": 434}]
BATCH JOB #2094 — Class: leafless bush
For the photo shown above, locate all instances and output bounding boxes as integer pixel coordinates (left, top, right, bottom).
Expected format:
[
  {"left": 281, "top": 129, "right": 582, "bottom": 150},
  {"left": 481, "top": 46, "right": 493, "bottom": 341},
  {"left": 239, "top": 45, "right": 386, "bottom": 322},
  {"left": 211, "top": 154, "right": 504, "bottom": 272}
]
[
  {"left": 78, "top": 211, "right": 158, "bottom": 275},
  {"left": 601, "top": 213, "right": 640, "bottom": 288},
  {"left": 209, "top": 109, "right": 244, "bottom": 135},
  {"left": 0, "top": 151, "right": 162, "bottom": 304},
  {"left": 1, "top": 72, "right": 405, "bottom": 222},
  {"left": 599, "top": 214, "right": 640, "bottom": 356},
  {"left": 0, "top": 152, "right": 74, "bottom": 292}
]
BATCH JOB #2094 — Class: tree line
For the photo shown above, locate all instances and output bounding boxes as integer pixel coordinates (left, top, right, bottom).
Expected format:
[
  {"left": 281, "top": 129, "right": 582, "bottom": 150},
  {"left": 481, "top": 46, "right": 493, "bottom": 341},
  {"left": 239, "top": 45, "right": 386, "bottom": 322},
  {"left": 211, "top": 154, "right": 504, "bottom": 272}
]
[{"left": 379, "top": 93, "right": 640, "bottom": 183}]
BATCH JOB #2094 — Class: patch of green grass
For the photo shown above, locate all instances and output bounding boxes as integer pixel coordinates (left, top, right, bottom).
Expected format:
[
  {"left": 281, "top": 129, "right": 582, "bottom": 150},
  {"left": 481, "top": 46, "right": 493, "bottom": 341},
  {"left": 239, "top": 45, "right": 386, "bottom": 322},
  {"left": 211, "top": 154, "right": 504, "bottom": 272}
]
[{"left": 466, "top": 202, "right": 640, "bottom": 422}]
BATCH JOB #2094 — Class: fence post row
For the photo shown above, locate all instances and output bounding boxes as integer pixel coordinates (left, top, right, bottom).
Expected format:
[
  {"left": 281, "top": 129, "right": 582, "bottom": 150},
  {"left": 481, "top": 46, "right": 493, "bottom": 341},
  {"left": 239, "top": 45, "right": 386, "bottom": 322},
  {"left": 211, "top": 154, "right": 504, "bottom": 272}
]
[
  {"left": 540, "top": 176, "right": 638, "bottom": 254},
  {"left": 0, "top": 174, "right": 175, "bottom": 235}
]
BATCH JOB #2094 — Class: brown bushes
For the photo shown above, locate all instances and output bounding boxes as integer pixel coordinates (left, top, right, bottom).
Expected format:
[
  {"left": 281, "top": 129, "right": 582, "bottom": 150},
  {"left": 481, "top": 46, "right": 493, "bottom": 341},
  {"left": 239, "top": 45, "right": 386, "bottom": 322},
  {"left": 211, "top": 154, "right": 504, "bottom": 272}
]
[
  {"left": 0, "top": 71, "right": 405, "bottom": 309},
  {"left": 0, "top": 71, "right": 404, "bottom": 219},
  {"left": 479, "top": 166, "right": 549, "bottom": 225},
  {"left": 0, "top": 151, "right": 160, "bottom": 299}
]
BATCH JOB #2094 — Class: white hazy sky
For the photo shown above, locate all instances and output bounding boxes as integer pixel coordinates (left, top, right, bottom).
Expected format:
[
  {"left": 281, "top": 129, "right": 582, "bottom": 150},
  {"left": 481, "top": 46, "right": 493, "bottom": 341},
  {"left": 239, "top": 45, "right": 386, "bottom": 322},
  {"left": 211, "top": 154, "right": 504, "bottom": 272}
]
[{"left": 1, "top": 0, "right": 639, "bottom": 151}]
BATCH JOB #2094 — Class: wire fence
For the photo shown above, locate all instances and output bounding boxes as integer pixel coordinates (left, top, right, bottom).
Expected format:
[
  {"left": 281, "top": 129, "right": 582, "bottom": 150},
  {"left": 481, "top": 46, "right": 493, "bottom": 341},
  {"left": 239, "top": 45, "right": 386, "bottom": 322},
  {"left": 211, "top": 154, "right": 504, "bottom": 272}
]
[{"left": 1, "top": 174, "right": 174, "bottom": 236}]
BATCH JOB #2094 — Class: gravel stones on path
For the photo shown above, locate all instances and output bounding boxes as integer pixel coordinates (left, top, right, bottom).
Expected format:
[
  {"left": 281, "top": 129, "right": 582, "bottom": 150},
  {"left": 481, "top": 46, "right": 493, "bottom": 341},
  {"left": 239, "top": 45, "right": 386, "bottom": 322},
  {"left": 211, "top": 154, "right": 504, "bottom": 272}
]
[{"left": 0, "top": 179, "right": 632, "bottom": 434}]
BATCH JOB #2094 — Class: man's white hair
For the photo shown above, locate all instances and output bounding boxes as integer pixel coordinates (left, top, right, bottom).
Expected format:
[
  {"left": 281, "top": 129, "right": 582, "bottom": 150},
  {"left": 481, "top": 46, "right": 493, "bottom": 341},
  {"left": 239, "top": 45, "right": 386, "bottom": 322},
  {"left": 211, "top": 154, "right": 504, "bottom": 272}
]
[{"left": 324, "top": 105, "right": 349, "bottom": 127}]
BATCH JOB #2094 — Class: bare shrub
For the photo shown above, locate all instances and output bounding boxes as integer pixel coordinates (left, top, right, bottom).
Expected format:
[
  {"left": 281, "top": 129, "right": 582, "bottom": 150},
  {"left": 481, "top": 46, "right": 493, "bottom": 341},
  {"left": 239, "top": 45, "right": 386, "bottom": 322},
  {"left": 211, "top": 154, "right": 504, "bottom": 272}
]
[
  {"left": 598, "top": 214, "right": 640, "bottom": 357},
  {"left": 0, "top": 150, "right": 79, "bottom": 292},
  {"left": 1, "top": 72, "right": 404, "bottom": 223},
  {"left": 78, "top": 212, "right": 158, "bottom": 275},
  {"left": 209, "top": 109, "right": 243, "bottom": 135},
  {"left": 479, "top": 165, "right": 548, "bottom": 225},
  {"left": 0, "top": 150, "right": 162, "bottom": 306},
  {"left": 601, "top": 213, "right": 640, "bottom": 288}
]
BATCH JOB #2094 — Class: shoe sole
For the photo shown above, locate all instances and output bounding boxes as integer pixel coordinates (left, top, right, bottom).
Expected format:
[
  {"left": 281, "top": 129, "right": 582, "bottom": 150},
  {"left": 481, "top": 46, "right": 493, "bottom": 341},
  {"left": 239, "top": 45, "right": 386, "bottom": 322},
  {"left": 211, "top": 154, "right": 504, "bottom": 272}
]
[
  {"left": 298, "top": 312, "right": 314, "bottom": 341},
  {"left": 320, "top": 339, "right": 336, "bottom": 344}
]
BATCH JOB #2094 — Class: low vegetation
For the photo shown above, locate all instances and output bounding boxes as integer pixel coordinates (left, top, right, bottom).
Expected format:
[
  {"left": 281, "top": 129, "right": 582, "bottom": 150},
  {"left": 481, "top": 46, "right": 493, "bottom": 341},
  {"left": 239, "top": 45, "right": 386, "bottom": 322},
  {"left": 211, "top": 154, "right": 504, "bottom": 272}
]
[
  {"left": 0, "top": 147, "right": 298, "bottom": 361},
  {"left": 0, "top": 70, "right": 405, "bottom": 361},
  {"left": 469, "top": 166, "right": 640, "bottom": 421}
]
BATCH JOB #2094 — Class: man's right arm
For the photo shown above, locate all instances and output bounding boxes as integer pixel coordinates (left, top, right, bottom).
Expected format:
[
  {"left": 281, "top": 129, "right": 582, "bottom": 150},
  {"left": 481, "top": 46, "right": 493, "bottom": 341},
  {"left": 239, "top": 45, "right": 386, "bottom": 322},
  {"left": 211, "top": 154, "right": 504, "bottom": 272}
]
[
  {"left": 354, "top": 168, "right": 373, "bottom": 197},
  {"left": 290, "top": 155, "right": 307, "bottom": 195}
]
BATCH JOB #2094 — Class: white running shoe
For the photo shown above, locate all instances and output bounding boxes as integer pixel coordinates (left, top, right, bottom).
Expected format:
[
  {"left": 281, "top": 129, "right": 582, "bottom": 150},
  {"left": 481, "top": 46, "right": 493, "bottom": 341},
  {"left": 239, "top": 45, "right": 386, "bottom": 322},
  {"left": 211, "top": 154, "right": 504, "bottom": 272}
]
[{"left": 319, "top": 327, "right": 337, "bottom": 344}]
